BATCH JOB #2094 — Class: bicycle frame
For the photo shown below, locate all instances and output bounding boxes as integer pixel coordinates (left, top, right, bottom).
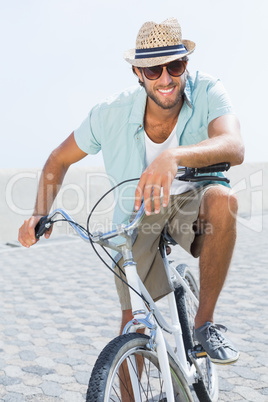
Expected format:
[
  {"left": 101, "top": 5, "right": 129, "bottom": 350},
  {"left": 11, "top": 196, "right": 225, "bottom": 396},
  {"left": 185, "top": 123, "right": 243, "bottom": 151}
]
[{"left": 122, "top": 255, "right": 199, "bottom": 401}]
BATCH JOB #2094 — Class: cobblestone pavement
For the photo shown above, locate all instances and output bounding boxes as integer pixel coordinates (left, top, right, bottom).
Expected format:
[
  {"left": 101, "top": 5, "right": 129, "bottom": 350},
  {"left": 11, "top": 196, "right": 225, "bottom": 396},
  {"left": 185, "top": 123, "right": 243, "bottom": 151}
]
[{"left": 0, "top": 214, "right": 267, "bottom": 401}]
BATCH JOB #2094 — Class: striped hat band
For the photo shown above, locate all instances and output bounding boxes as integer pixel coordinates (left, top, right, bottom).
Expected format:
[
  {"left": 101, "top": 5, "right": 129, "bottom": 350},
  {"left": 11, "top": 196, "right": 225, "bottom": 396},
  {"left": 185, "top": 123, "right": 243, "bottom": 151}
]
[{"left": 135, "top": 44, "right": 188, "bottom": 59}]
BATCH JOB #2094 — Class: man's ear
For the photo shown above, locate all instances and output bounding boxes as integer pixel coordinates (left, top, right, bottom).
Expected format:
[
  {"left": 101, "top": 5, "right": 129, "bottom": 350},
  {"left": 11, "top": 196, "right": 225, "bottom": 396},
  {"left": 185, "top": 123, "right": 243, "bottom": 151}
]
[{"left": 134, "top": 67, "right": 144, "bottom": 84}]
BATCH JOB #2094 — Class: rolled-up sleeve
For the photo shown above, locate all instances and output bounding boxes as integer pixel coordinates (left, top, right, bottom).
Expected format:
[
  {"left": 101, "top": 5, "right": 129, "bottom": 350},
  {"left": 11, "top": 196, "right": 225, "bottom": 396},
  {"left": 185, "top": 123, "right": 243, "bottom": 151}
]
[
  {"left": 74, "top": 107, "right": 101, "bottom": 155},
  {"left": 207, "top": 80, "right": 235, "bottom": 124}
]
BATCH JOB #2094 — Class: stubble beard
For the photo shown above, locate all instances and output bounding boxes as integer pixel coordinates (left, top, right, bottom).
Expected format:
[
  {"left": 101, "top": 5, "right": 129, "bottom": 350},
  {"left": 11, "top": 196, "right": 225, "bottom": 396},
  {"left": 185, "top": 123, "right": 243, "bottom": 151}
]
[{"left": 144, "top": 81, "right": 185, "bottom": 110}]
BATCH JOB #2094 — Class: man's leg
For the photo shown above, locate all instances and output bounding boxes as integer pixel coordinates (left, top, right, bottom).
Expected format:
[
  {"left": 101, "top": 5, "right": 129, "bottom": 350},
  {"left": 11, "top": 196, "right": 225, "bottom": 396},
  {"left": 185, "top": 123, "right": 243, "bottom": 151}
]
[
  {"left": 115, "top": 201, "right": 177, "bottom": 332},
  {"left": 192, "top": 185, "right": 239, "bottom": 364},
  {"left": 193, "top": 186, "right": 238, "bottom": 328},
  {"left": 119, "top": 309, "right": 144, "bottom": 401}
]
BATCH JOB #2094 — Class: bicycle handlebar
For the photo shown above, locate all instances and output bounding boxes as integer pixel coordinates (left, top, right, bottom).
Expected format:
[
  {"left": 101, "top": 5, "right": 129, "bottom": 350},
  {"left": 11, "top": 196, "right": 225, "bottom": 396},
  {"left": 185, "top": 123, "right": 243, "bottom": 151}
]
[
  {"left": 35, "top": 162, "right": 231, "bottom": 242},
  {"left": 177, "top": 162, "right": 230, "bottom": 183},
  {"left": 35, "top": 209, "right": 90, "bottom": 242}
]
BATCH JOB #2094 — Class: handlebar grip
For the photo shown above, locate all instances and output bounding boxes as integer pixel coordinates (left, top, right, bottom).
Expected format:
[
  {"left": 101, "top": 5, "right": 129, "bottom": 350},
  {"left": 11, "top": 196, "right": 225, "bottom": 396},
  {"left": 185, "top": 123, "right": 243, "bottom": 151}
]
[
  {"left": 35, "top": 216, "right": 50, "bottom": 239},
  {"left": 196, "top": 162, "right": 230, "bottom": 174}
]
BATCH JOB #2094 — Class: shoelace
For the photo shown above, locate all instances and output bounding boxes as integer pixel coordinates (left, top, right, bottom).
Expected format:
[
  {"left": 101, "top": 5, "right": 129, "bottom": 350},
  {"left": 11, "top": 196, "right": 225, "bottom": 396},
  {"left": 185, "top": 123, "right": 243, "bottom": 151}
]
[{"left": 203, "top": 323, "right": 231, "bottom": 351}]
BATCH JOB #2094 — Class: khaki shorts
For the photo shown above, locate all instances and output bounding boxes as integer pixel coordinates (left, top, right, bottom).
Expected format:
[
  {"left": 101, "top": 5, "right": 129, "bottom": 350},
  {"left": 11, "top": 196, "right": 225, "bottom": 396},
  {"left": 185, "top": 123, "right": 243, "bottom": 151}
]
[{"left": 114, "top": 185, "right": 217, "bottom": 310}]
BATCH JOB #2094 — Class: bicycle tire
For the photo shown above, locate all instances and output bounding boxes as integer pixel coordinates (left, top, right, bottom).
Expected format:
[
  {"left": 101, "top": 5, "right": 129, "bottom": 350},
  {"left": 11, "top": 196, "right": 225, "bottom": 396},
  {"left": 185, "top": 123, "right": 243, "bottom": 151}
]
[
  {"left": 174, "top": 264, "right": 219, "bottom": 402},
  {"left": 87, "top": 332, "right": 193, "bottom": 401}
]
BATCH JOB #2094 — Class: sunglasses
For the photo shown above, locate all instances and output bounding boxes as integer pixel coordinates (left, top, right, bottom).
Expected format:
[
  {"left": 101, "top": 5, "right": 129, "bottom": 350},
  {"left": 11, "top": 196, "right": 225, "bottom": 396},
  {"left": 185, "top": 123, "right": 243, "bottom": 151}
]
[{"left": 141, "top": 59, "right": 187, "bottom": 81}]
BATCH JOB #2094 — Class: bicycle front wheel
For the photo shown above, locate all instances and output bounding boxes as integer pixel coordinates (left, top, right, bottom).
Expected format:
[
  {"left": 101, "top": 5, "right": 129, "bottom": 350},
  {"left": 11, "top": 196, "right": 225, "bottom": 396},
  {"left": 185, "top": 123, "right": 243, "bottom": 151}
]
[
  {"left": 175, "top": 264, "right": 219, "bottom": 402},
  {"left": 87, "top": 332, "right": 193, "bottom": 401}
]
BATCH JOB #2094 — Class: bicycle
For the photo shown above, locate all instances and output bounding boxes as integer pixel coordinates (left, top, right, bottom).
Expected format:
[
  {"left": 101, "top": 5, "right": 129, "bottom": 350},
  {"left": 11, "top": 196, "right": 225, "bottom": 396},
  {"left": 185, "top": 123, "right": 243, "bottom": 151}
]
[{"left": 35, "top": 162, "right": 231, "bottom": 402}]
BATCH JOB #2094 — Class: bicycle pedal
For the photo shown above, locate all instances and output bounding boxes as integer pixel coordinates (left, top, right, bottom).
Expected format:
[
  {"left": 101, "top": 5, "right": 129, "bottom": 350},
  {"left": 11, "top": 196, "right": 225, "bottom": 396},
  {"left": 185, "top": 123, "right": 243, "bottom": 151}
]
[{"left": 191, "top": 344, "right": 207, "bottom": 359}]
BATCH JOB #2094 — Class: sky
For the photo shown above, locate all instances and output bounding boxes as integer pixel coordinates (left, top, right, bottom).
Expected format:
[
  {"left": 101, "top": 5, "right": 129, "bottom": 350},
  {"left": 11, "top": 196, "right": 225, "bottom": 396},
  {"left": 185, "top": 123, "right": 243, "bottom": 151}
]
[{"left": 0, "top": 0, "right": 267, "bottom": 168}]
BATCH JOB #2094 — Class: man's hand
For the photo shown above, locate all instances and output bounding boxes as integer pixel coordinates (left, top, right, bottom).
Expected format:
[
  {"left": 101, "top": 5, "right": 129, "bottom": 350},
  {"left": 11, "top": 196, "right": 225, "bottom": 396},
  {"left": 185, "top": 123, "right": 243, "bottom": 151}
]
[
  {"left": 18, "top": 215, "right": 53, "bottom": 248},
  {"left": 135, "top": 149, "right": 178, "bottom": 215}
]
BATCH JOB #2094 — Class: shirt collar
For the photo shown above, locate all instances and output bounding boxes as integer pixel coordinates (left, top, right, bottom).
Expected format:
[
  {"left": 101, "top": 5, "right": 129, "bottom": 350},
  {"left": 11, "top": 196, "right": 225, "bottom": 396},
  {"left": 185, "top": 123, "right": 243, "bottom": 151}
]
[
  {"left": 184, "top": 75, "right": 193, "bottom": 108},
  {"left": 129, "top": 87, "right": 147, "bottom": 126}
]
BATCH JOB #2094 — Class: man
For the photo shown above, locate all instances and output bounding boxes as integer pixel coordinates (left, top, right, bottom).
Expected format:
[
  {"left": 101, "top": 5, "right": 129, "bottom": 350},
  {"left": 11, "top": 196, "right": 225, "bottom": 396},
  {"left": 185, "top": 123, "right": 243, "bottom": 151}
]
[{"left": 19, "top": 18, "right": 244, "bottom": 364}]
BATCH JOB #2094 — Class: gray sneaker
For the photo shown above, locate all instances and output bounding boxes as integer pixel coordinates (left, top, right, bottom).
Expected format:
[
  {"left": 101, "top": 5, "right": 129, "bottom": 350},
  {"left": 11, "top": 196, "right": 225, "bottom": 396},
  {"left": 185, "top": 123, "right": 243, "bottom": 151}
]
[{"left": 193, "top": 322, "right": 240, "bottom": 365}]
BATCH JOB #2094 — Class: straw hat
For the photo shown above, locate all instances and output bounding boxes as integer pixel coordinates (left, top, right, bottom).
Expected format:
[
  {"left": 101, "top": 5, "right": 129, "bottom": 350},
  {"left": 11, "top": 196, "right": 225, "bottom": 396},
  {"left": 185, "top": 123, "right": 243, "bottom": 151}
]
[{"left": 124, "top": 18, "right": 195, "bottom": 67}]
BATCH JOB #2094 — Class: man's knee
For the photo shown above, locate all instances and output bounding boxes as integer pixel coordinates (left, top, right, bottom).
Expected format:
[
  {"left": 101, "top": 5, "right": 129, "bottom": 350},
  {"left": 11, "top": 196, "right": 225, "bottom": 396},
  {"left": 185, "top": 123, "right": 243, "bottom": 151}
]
[
  {"left": 228, "top": 192, "right": 239, "bottom": 216},
  {"left": 200, "top": 186, "right": 238, "bottom": 224}
]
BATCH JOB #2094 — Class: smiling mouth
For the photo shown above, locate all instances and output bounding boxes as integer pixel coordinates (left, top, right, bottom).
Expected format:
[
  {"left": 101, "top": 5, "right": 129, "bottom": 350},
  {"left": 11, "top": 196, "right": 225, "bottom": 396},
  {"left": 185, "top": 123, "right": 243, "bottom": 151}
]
[{"left": 157, "top": 86, "right": 175, "bottom": 95}]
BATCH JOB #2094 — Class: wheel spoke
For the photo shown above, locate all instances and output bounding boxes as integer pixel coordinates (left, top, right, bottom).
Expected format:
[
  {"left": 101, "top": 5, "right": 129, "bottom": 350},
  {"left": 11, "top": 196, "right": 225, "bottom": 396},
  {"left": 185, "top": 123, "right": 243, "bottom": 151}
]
[
  {"left": 116, "top": 367, "right": 135, "bottom": 401},
  {"left": 143, "top": 358, "right": 154, "bottom": 401},
  {"left": 113, "top": 351, "right": 168, "bottom": 401}
]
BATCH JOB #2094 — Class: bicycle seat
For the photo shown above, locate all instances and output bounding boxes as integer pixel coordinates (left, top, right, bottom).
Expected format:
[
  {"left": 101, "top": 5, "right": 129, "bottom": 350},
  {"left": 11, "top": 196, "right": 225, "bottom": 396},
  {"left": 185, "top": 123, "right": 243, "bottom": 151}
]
[{"left": 160, "top": 226, "right": 177, "bottom": 246}]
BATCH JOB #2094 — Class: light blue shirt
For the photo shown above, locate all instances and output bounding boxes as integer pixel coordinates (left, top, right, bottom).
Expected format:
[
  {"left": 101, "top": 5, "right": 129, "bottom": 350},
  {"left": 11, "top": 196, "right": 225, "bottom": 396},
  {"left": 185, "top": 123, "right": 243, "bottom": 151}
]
[{"left": 74, "top": 71, "right": 234, "bottom": 226}]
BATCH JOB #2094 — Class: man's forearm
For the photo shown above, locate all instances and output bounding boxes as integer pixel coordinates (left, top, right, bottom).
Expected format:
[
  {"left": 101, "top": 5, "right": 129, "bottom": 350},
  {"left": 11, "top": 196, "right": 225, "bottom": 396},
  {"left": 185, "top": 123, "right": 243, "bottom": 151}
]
[
  {"left": 172, "top": 134, "right": 244, "bottom": 168},
  {"left": 171, "top": 114, "right": 244, "bottom": 168},
  {"left": 33, "top": 152, "right": 69, "bottom": 216}
]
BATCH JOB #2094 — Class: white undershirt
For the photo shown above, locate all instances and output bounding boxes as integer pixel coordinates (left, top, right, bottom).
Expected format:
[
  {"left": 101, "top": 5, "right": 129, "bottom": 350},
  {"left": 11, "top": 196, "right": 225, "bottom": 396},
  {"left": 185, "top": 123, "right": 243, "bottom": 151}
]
[{"left": 144, "top": 125, "right": 197, "bottom": 195}]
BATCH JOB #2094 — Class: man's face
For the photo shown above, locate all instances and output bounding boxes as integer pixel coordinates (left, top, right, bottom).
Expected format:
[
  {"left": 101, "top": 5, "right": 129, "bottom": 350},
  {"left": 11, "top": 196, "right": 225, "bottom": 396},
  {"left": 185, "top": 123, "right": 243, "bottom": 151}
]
[{"left": 135, "top": 60, "right": 187, "bottom": 110}]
